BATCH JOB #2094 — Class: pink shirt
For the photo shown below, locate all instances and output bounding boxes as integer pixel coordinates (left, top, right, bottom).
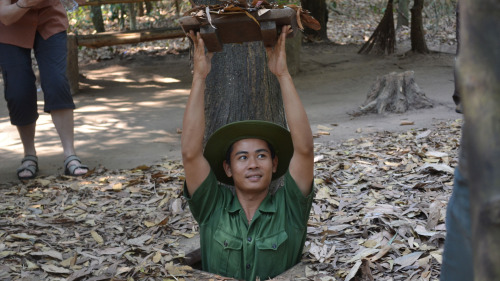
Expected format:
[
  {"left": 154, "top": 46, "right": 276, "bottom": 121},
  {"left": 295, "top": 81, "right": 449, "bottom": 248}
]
[{"left": 0, "top": 0, "right": 69, "bottom": 49}]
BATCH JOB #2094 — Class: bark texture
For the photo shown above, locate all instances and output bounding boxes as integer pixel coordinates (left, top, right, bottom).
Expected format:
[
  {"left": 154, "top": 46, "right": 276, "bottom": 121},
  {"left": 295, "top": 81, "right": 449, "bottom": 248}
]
[
  {"left": 358, "top": 0, "right": 395, "bottom": 55},
  {"left": 128, "top": 3, "right": 137, "bottom": 30},
  {"left": 410, "top": 0, "right": 429, "bottom": 53},
  {"left": 91, "top": 5, "right": 105, "bottom": 33},
  {"left": 76, "top": 27, "right": 184, "bottom": 48},
  {"left": 204, "top": 42, "right": 286, "bottom": 139},
  {"left": 192, "top": 0, "right": 286, "bottom": 141},
  {"left": 285, "top": 32, "right": 302, "bottom": 76},
  {"left": 459, "top": 0, "right": 500, "bottom": 280},
  {"left": 355, "top": 71, "right": 433, "bottom": 115}
]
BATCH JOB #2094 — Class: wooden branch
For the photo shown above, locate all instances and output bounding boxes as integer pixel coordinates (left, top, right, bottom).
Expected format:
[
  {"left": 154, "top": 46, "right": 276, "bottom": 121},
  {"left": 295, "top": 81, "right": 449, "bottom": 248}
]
[
  {"left": 76, "top": 27, "right": 185, "bottom": 48},
  {"left": 80, "top": 0, "right": 161, "bottom": 6}
]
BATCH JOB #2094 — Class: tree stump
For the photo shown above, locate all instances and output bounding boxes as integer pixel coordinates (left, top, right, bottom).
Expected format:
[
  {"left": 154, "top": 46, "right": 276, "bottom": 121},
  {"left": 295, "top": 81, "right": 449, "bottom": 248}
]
[{"left": 354, "top": 71, "right": 433, "bottom": 115}]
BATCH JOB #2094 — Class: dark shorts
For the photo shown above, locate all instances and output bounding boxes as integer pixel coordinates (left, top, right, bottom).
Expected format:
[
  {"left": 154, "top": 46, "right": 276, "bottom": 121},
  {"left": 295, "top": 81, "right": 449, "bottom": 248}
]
[{"left": 0, "top": 31, "right": 75, "bottom": 126}]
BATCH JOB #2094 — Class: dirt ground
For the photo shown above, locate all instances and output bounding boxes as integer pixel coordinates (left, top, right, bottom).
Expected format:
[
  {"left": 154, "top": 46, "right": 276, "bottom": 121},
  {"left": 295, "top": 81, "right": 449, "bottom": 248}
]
[{"left": 0, "top": 41, "right": 459, "bottom": 183}]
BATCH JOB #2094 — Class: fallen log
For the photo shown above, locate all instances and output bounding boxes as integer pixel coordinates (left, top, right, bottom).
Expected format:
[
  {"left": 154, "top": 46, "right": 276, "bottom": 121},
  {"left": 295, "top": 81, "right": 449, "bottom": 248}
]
[{"left": 76, "top": 27, "right": 185, "bottom": 48}]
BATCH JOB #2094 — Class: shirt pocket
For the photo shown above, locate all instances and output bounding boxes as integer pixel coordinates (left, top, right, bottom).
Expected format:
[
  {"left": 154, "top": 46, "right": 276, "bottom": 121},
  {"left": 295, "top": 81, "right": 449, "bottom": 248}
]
[
  {"left": 256, "top": 231, "right": 288, "bottom": 251},
  {"left": 212, "top": 229, "right": 243, "bottom": 278},
  {"left": 255, "top": 231, "right": 289, "bottom": 277}
]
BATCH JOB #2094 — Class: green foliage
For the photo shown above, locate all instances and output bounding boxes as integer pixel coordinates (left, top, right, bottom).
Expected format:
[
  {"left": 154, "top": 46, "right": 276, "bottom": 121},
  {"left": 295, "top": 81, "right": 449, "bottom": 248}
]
[
  {"left": 276, "top": 0, "right": 300, "bottom": 5},
  {"left": 67, "top": 0, "right": 194, "bottom": 33},
  {"left": 369, "top": 2, "right": 384, "bottom": 14},
  {"left": 67, "top": 6, "right": 92, "bottom": 34}
]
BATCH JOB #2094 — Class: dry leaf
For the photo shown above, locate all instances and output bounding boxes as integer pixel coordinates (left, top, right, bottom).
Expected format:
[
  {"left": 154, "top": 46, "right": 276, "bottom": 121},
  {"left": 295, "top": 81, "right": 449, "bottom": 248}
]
[
  {"left": 165, "top": 263, "right": 192, "bottom": 276},
  {"left": 60, "top": 254, "right": 77, "bottom": 267},
  {"left": 370, "top": 245, "right": 391, "bottom": 262},
  {"left": 10, "top": 233, "right": 37, "bottom": 240},
  {"left": 418, "top": 163, "right": 454, "bottom": 174},
  {"left": 299, "top": 11, "right": 321, "bottom": 30},
  {"left": 153, "top": 251, "right": 162, "bottom": 263},
  {"left": 317, "top": 125, "right": 332, "bottom": 131},
  {"left": 394, "top": 251, "right": 424, "bottom": 268},
  {"left": 40, "top": 264, "right": 72, "bottom": 274},
  {"left": 345, "top": 248, "right": 379, "bottom": 264},
  {"left": 344, "top": 260, "right": 362, "bottom": 281},
  {"left": 90, "top": 230, "right": 104, "bottom": 244},
  {"left": 98, "top": 247, "right": 125, "bottom": 255},
  {"left": 30, "top": 250, "right": 63, "bottom": 260},
  {"left": 112, "top": 182, "right": 123, "bottom": 191},
  {"left": 425, "top": 151, "right": 448, "bottom": 158},
  {"left": 126, "top": 234, "right": 152, "bottom": 246},
  {"left": 25, "top": 259, "right": 39, "bottom": 270}
]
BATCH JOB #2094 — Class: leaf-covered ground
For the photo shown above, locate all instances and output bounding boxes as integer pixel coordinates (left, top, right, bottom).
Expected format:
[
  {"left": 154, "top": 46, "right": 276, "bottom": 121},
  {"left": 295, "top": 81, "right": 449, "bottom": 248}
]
[{"left": 0, "top": 120, "right": 461, "bottom": 280}]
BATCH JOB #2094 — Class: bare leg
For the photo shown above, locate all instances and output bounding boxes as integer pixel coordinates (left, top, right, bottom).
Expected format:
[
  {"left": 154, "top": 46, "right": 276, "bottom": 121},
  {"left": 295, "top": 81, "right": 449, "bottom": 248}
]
[
  {"left": 16, "top": 122, "right": 37, "bottom": 178},
  {"left": 51, "top": 108, "right": 87, "bottom": 175}
]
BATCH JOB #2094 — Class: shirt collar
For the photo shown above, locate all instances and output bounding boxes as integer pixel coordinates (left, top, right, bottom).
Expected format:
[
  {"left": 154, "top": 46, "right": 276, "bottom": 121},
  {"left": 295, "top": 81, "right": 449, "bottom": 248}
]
[{"left": 227, "top": 192, "right": 276, "bottom": 214}]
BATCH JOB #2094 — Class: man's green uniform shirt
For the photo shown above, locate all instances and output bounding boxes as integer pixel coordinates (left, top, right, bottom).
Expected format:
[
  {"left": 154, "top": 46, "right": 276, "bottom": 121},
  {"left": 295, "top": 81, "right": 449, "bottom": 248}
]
[{"left": 184, "top": 170, "right": 315, "bottom": 281}]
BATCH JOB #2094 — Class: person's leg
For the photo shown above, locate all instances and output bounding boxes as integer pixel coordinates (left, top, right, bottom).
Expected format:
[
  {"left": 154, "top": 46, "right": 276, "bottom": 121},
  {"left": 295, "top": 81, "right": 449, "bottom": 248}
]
[
  {"left": 440, "top": 168, "right": 473, "bottom": 281},
  {"left": 15, "top": 123, "right": 38, "bottom": 178},
  {"left": 0, "top": 43, "right": 39, "bottom": 178},
  {"left": 16, "top": 123, "right": 37, "bottom": 156},
  {"left": 50, "top": 108, "right": 76, "bottom": 158},
  {"left": 33, "top": 31, "right": 87, "bottom": 175}
]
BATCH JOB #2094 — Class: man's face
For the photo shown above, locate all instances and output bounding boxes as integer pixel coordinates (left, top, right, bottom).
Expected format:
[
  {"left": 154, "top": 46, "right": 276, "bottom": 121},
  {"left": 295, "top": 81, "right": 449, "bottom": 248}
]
[{"left": 223, "top": 138, "right": 278, "bottom": 194}]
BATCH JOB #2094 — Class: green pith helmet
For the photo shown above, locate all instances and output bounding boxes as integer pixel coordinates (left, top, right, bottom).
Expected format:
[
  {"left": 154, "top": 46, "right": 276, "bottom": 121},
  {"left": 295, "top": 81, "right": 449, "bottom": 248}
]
[{"left": 204, "top": 120, "right": 293, "bottom": 185}]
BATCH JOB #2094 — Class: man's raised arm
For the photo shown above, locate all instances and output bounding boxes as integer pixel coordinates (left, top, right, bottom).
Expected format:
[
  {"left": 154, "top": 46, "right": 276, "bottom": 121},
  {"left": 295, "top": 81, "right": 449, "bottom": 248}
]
[
  {"left": 266, "top": 26, "right": 314, "bottom": 196},
  {"left": 181, "top": 31, "right": 214, "bottom": 197}
]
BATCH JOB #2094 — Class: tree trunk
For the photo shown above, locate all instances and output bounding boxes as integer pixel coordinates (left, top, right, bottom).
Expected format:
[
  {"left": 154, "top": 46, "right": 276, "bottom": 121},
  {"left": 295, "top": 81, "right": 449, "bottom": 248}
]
[
  {"left": 175, "top": 0, "right": 181, "bottom": 17},
  {"left": 128, "top": 3, "right": 137, "bottom": 30},
  {"left": 285, "top": 32, "right": 302, "bottom": 76},
  {"left": 119, "top": 4, "right": 126, "bottom": 30},
  {"left": 145, "top": 1, "right": 152, "bottom": 14},
  {"left": 397, "top": 0, "right": 409, "bottom": 29},
  {"left": 358, "top": 0, "right": 395, "bottom": 55},
  {"left": 137, "top": 2, "right": 144, "bottom": 17},
  {"left": 90, "top": 5, "right": 105, "bottom": 33},
  {"left": 410, "top": 0, "right": 429, "bottom": 53},
  {"left": 459, "top": 0, "right": 500, "bottom": 280},
  {"left": 192, "top": 0, "right": 286, "bottom": 140},
  {"left": 300, "top": 0, "right": 328, "bottom": 41}
]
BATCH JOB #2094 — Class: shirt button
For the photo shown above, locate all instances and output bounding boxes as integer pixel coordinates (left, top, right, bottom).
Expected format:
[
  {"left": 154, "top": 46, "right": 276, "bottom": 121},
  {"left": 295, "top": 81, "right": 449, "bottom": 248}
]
[
  {"left": 224, "top": 240, "right": 228, "bottom": 247},
  {"left": 246, "top": 263, "right": 251, "bottom": 269},
  {"left": 247, "top": 237, "right": 252, "bottom": 242},
  {"left": 272, "top": 243, "right": 277, "bottom": 249}
]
